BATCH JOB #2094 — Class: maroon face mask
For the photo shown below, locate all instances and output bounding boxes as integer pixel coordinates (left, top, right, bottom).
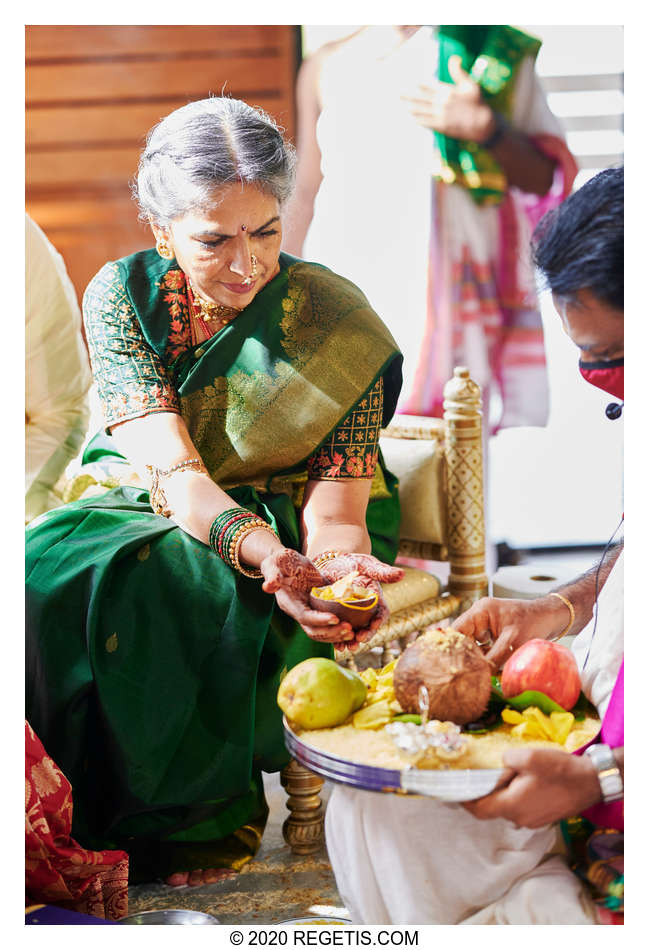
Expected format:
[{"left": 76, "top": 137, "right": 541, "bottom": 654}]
[{"left": 579, "top": 357, "right": 624, "bottom": 401}]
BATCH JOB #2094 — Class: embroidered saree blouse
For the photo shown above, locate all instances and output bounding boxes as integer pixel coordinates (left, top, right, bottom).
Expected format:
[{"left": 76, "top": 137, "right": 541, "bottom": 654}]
[{"left": 83, "top": 259, "right": 383, "bottom": 480}]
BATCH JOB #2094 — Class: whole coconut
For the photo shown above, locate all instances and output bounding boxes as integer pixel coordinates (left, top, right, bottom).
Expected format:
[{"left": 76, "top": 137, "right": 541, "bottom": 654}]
[{"left": 393, "top": 627, "right": 492, "bottom": 725}]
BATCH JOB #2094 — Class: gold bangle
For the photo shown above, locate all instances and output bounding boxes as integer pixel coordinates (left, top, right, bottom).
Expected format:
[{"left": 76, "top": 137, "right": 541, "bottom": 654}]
[
  {"left": 227, "top": 518, "right": 267, "bottom": 554},
  {"left": 232, "top": 521, "right": 278, "bottom": 578},
  {"left": 233, "top": 524, "right": 276, "bottom": 578},
  {"left": 227, "top": 522, "right": 255, "bottom": 567},
  {"left": 549, "top": 592, "right": 575, "bottom": 640}
]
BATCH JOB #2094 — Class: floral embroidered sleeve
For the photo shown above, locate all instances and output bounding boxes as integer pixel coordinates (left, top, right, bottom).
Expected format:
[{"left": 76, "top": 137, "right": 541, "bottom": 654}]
[
  {"left": 307, "top": 377, "right": 383, "bottom": 479},
  {"left": 83, "top": 262, "right": 181, "bottom": 429}
]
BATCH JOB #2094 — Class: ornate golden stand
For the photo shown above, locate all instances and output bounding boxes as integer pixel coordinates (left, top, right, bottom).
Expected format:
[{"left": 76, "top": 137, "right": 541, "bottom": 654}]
[
  {"left": 443, "top": 366, "right": 489, "bottom": 610},
  {"left": 280, "top": 759, "right": 325, "bottom": 854}
]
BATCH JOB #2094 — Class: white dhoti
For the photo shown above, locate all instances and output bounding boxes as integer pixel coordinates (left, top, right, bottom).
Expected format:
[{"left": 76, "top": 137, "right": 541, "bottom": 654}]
[
  {"left": 325, "top": 787, "right": 596, "bottom": 924},
  {"left": 325, "top": 551, "right": 623, "bottom": 924}
]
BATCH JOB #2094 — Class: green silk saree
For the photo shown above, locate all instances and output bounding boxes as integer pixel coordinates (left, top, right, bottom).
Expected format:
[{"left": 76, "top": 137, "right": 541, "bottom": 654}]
[{"left": 25, "top": 252, "right": 402, "bottom": 881}]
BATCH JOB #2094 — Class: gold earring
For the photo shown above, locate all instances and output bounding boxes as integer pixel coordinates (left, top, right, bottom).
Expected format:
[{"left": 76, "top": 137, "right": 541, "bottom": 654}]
[{"left": 156, "top": 240, "right": 173, "bottom": 260}]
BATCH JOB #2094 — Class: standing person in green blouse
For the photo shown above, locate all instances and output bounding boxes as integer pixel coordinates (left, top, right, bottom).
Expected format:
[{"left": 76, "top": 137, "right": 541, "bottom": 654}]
[{"left": 25, "top": 97, "right": 404, "bottom": 887}]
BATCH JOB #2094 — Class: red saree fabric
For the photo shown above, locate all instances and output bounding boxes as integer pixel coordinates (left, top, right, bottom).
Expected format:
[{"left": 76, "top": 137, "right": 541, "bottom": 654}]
[{"left": 25, "top": 721, "right": 129, "bottom": 920}]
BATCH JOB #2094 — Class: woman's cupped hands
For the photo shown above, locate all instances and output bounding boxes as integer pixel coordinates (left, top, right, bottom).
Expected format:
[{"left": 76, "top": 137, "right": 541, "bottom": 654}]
[
  {"left": 260, "top": 549, "right": 403, "bottom": 649},
  {"left": 319, "top": 553, "right": 404, "bottom": 652}
]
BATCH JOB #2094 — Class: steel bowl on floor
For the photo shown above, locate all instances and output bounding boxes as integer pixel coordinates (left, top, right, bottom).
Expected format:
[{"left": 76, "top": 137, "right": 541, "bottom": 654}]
[{"left": 120, "top": 909, "right": 219, "bottom": 925}]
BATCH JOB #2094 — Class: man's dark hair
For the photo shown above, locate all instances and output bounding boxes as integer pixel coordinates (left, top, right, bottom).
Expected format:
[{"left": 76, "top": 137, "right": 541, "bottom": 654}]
[{"left": 531, "top": 165, "right": 623, "bottom": 310}]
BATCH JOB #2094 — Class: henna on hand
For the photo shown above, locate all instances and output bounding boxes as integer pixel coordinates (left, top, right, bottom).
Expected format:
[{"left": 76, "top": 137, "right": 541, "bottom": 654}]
[
  {"left": 260, "top": 548, "right": 356, "bottom": 642},
  {"left": 261, "top": 547, "right": 326, "bottom": 595},
  {"left": 316, "top": 554, "right": 403, "bottom": 652},
  {"left": 262, "top": 549, "right": 402, "bottom": 647},
  {"left": 318, "top": 553, "right": 404, "bottom": 586}
]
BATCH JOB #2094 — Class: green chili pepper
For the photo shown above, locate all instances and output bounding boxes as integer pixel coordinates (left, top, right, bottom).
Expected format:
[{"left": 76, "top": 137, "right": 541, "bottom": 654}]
[
  {"left": 504, "top": 690, "right": 567, "bottom": 715},
  {"left": 492, "top": 680, "right": 593, "bottom": 721}
]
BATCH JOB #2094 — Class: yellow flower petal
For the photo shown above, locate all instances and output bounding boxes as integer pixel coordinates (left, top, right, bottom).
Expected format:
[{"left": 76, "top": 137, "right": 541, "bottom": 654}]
[
  {"left": 353, "top": 700, "right": 393, "bottom": 730},
  {"left": 502, "top": 708, "right": 524, "bottom": 724},
  {"left": 512, "top": 721, "right": 546, "bottom": 740},
  {"left": 549, "top": 711, "right": 575, "bottom": 745}
]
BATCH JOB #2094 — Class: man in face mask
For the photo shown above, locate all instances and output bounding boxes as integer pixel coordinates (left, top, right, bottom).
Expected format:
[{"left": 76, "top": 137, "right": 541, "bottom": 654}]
[
  {"left": 323, "top": 167, "right": 623, "bottom": 925},
  {"left": 457, "top": 166, "right": 624, "bottom": 669},
  {"left": 454, "top": 167, "right": 624, "bottom": 902},
  {"left": 543, "top": 166, "right": 624, "bottom": 414}
]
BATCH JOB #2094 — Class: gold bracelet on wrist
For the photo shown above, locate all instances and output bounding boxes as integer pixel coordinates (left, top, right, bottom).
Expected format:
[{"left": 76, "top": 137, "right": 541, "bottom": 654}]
[
  {"left": 549, "top": 592, "right": 575, "bottom": 640},
  {"left": 146, "top": 457, "right": 207, "bottom": 517},
  {"left": 231, "top": 521, "right": 279, "bottom": 579}
]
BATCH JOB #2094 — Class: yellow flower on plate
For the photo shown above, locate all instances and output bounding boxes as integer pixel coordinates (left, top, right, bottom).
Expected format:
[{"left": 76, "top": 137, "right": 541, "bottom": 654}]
[
  {"left": 502, "top": 706, "right": 575, "bottom": 744},
  {"left": 366, "top": 685, "right": 395, "bottom": 705},
  {"left": 352, "top": 700, "right": 393, "bottom": 730},
  {"left": 549, "top": 711, "right": 575, "bottom": 745},
  {"left": 359, "top": 668, "right": 378, "bottom": 689}
]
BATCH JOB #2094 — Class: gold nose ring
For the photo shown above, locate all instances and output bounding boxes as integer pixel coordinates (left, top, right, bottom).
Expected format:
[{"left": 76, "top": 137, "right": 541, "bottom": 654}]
[{"left": 241, "top": 254, "right": 258, "bottom": 286}]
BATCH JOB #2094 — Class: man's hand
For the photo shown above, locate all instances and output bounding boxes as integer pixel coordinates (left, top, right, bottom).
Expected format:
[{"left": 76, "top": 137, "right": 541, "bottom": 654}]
[
  {"left": 463, "top": 747, "right": 602, "bottom": 828},
  {"left": 453, "top": 594, "right": 572, "bottom": 669},
  {"left": 402, "top": 54, "right": 496, "bottom": 142}
]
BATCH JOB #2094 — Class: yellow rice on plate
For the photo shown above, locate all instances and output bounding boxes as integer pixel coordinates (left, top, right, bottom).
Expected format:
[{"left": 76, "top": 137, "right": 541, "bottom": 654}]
[{"left": 293, "top": 715, "right": 600, "bottom": 771}]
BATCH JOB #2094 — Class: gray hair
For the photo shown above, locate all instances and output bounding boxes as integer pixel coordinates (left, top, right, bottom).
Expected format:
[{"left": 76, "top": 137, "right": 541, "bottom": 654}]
[{"left": 133, "top": 97, "right": 297, "bottom": 225}]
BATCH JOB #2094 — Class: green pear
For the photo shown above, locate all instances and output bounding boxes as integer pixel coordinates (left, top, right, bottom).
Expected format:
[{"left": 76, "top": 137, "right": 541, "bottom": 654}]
[
  {"left": 339, "top": 665, "right": 368, "bottom": 710},
  {"left": 277, "top": 658, "right": 368, "bottom": 729}
]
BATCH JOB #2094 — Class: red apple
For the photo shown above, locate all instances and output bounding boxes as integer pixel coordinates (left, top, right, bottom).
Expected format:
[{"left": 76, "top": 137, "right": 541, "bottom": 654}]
[{"left": 501, "top": 638, "right": 581, "bottom": 710}]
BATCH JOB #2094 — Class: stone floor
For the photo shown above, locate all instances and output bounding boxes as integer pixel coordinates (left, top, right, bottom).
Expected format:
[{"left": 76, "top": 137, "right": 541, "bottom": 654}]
[{"left": 125, "top": 773, "right": 349, "bottom": 925}]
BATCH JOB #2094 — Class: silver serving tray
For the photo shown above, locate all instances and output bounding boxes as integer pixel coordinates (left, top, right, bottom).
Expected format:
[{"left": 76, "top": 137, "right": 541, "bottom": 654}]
[
  {"left": 120, "top": 909, "right": 219, "bottom": 925},
  {"left": 283, "top": 718, "right": 506, "bottom": 802}
]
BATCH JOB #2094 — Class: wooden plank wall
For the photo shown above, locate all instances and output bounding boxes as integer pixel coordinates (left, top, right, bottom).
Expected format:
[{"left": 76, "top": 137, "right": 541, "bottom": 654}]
[{"left": 26, "top": 25, "right": 300, "bottom": 302}]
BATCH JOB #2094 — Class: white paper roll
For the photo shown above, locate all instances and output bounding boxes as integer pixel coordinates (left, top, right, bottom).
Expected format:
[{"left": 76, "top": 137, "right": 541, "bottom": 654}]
[{"left": 491, "top": 564, "right": 576, "bottom": 600}]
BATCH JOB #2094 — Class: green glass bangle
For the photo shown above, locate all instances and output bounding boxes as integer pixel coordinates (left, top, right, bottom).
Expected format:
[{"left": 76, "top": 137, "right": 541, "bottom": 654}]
[
  {"left": 221, "top": 516, "right": 258, "bottom": 567},
  {"left": 219, "top": 512, "right": 252, "bottom": 554},
  {"left": 209, "top": 507, "right": 249, "bottom": 556},
  {"left": 209, "top": 507, "right": 276, "bottom": 573}
]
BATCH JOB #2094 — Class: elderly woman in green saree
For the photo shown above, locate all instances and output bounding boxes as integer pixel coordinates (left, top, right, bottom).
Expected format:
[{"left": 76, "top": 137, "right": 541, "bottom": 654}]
[{"left": 25, "top": 97, "right": 404, "bottom": 887}]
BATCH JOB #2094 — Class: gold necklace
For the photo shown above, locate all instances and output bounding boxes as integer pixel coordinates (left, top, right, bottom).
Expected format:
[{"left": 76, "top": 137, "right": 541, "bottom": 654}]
[{"left": 187, "top": 279, "right": 241, "bottom": 325}]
